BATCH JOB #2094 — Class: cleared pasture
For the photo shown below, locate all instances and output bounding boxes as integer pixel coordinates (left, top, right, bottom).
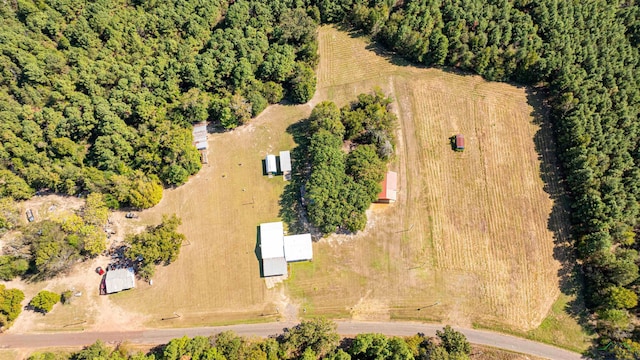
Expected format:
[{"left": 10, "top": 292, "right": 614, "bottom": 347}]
[
  {"left": 288, "top": 26, "right": 570, "bottom": 333},
  {"left": 111, "top": 104, "right": 310, "bottom": 326},
  {"left": 112, "top": 26, "right": 569, "bottom": 333}
]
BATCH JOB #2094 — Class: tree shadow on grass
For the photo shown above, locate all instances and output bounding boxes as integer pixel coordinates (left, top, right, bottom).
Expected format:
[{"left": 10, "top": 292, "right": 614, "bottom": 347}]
[
  {"left": 338, "top": 25, "right": 528, "bottom": 87},
  {"left": 255, "top": 225, "right": 265, "bottom": 278},
  {"left": 527, "top": 87, "right": 595, "bottom": 353},
  {"left": 278, "top": 119, "right": 314, "bottom": 236}
]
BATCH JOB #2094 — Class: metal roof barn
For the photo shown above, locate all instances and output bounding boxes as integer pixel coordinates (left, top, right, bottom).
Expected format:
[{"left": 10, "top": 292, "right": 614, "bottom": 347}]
[
  {"left": 283, "top": 234, "right": 313, "bottom": 262},
  {"left": 279, "top": 151, "right": 292, "bottom": 173},
  {"left": 105, "top": 268, "right": 136, "bottom": 294},
  {"left": 260, "top": 222, "right": 285, "bottom": 259},
  {"left": 265, "top": 154, "right": 277, "bottom": 174},
  {"left": 377, "top": 171, "right": 398, "bottom": 203},
  {"left": 262, "top": 257, "right": 287, "bottom": 277},
  {"left": 260, "top": 222, "right": 286, "bottom": 277},
  {"left": 192, "top": 123, "right": 208, "bottom": 150},
  {"left": 259, "top": 222, "right": 313, "bottom": 277},
  {"left": 260, "top": 222, "right": 287, "bottom": 276}
]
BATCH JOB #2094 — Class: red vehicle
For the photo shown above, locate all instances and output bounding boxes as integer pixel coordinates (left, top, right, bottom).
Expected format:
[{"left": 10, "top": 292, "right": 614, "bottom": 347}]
[{"left": 96, "top": 267, "right": 105, "bottom": 275}]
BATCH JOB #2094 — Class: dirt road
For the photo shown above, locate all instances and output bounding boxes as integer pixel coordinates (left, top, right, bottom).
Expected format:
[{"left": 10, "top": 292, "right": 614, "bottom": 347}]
[{"left": 0, "top": 321, "right": 582, "bottom": 360}]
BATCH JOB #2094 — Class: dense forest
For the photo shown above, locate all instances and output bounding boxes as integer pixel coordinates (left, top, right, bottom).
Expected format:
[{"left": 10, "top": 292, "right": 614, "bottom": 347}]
[
  {"left": 302, "top": 90, "right": 396, "bottom": 234},
  {"left": 27, "top": 319, "right": 473, "bottom": 360},
  {"left": 323, "top": 0, "right": 640, "bottom": 355},
  {"left": 0, "top": 0, "right": 318, "bottom": 208}
]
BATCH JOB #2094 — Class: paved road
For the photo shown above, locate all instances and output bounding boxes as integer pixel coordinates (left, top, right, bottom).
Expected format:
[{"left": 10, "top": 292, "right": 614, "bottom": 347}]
[{"left": 0, "top": 321, "right": 584, "bottom": 360}]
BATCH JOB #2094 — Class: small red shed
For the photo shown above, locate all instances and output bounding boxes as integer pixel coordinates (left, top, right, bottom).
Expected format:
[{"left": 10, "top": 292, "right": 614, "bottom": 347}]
[
  {"left": 377, "top": 171, "right": 398, "bottom": 203},
  {"left": 455, "top": 134, "right": 465, "bottom": 151}
]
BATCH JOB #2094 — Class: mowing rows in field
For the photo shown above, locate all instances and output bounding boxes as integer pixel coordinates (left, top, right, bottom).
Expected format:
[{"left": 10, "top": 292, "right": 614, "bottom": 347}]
[
  {"left": 320, "top": 0, "right": 640, "bottom": 351},
  {"left": 406, "top": 78, "right": 558, "bottom": 329}
]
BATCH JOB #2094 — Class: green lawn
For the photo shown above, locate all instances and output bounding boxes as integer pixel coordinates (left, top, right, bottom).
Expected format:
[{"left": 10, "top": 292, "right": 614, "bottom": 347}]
[
  {"left": 474, "top": 293, "right": 593, "bottom": 353},
  {"left": 526, "top": 293, "right": 593, "bottom": 353}
]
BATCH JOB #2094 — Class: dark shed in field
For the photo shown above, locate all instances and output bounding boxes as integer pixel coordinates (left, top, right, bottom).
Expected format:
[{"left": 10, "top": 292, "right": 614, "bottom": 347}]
[{"left": 455, "top": 134, "right": 465, "bottom": 151}]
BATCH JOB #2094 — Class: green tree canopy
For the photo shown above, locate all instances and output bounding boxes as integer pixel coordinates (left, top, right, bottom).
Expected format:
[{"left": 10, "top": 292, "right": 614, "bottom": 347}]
[
  {"left": 279, "top": 318, "right": 340, "bottom": 359},
  {"left": 0, "top": 285, "right": 24, "bottom": 328},
  {"left": 435, "top": 326, "right": 471, "bottom": 357},
  {"left": 29, "top": 290, "right": 60, "bottom": 314},
  {"left": 303, "top": 91, "right": 396, "bottom": 234},
  {"left": 125, "top": 214, "right": 185, "bottom": 279}
]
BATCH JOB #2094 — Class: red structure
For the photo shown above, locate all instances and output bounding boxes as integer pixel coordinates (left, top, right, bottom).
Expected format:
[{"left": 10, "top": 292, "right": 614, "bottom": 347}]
[
  {"left": 377, "top": 171, "right": 398, "bottom": 203},
  {"left": 455, "top": 134, "right": 465, "bottom": 151}
]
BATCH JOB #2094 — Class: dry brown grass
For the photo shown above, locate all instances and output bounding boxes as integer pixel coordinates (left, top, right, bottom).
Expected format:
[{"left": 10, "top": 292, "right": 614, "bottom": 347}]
[
  {"left": 110, "top": 104, "right": 312, "bottom": 327},
  {"left": 287, "top": 26, "right": 568, "bottom": 332},
  {"left": 3, "top": 26, "right": 577, "bottom": 347},
  {"left": 472, "top": 345, "right": 547, "bottom": 360}
]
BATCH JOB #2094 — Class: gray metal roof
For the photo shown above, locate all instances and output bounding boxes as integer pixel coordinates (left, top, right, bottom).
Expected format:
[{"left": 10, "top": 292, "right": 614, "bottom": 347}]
[
  {"left": 279, "top": 151, "right": 291, "bottom": 172},
  {"left": 265, "top": 154, "right": 277, "bottom": 174},
  {"left": 105, "top": 268, "right": 136, "bottom": 294},
  {"left": 192, "top": 123, "right": 208, "bottom": 150},
  {"left": 263, "top": 257, "right": 287, "bottom": 277}
]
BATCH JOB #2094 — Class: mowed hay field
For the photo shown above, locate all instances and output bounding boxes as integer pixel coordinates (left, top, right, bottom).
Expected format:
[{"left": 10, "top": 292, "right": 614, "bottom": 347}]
[
  {"left": 286, "top": 27, "right": 568, "bottom": 332},
  {"left": 111, "top": 104, "right": 311, "bottom": 326},
  {"left": 110, "top": 26, "right": 568, "bottom": 334}
]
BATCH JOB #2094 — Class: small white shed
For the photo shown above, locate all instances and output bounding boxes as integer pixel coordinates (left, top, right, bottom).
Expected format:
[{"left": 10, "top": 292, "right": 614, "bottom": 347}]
[
  {"left": 265, "top": 154, "right": 277, "bottom": 175},
  {"left": 279, "top": 151, "right": 291, "bottom": 173},
  {"left": 192, "top": 123, "right": 208, "bottom": 150}
]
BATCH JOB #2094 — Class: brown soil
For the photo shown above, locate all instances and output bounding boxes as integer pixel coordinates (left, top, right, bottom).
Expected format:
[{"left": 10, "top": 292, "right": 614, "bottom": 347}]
[{"left": 3, "top": 195, "right": 149, "bottom": 334}]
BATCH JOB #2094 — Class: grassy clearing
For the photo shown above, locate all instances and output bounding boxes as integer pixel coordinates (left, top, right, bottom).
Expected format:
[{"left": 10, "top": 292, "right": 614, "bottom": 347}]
[
  {"left": 526, "top": 294, "right": 593, "bottom": 352},
  {"left": 474, "top": 294, "right": 594, "bottom": 353},
  {"left": 473, "top": 293, "right": 593, "bottom": 354},
  {"left": 0, "top": 351, "right": 18, "bottom": 360},
  {"left": 288, "top": 26, "right": 573, "bottom": 334},
  {"left": 109, "top": 25, "right": 581, "bottom": 341},
  {"left": 110, "top": 104, "right": 311, "bottom": 326},
  {"left": 471, "top": 345, "right": 547, "bottom": 360}
]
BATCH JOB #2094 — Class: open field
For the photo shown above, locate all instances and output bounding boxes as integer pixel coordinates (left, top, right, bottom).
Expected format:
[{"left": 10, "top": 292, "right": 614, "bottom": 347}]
[
  {"left": 2, "top": 26, "right": 588, "bottom": 350},
  {"left": 109, "top": 104, "right": 311, "bottom": 327},
  {"left": 287, "top": 26, "right": 575, "bottom": 336},
  {"left": 525, "top": 294, "right": 593, "bottom": 352}
]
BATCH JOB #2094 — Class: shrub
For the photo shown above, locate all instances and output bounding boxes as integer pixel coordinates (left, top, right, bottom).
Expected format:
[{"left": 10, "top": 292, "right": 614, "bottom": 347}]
[
  {"left": 30, "top": 290, "right": 61, "bottom": 314},
  {"left": 60, "top": 290, "right": 73, "bottom": 305}
]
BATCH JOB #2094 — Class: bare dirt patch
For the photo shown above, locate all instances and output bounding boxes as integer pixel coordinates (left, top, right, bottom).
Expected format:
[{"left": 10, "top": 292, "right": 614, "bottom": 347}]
[{"left": 2, "top": 195, "right": 150, "bottom": 334}]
